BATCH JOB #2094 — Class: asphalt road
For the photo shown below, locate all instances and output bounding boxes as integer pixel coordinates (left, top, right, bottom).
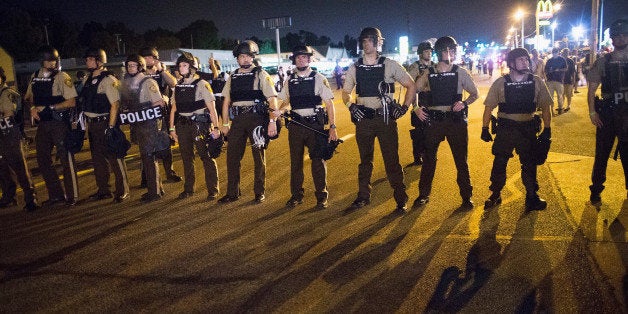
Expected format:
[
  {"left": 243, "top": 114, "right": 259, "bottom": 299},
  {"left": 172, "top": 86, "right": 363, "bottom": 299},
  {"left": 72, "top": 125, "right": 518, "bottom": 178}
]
[{"left": 1, "top": 73, "right": 626, "bottom": 313}]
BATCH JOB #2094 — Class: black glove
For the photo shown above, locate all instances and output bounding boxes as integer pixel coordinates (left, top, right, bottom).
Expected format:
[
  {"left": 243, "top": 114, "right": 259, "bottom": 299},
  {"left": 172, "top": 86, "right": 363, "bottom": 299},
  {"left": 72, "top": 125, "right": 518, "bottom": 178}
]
[
  {"left": 391, "top": 103, "right": 408, "bottom": 120},
  {"left": 481, "top": 127, "right": 493, "bottom": 142},
  {"left": 539, "top": 127, "right": 551, "bottom": 141},
  {"left": 349, "top": 103, "right": 365, "bottom": 121}
]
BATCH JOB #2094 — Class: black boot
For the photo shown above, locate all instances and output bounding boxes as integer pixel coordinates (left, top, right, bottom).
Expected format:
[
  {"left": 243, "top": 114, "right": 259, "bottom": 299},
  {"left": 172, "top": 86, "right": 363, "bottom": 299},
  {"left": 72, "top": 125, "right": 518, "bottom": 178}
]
[{"left": 525, "top": 194, "right": 547, "bottom": 211}]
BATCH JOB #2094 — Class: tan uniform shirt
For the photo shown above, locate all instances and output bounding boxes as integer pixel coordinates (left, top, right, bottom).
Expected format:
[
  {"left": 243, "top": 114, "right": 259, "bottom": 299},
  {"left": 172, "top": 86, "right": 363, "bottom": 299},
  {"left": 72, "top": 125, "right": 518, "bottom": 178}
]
[
  {"left": 25, "top": 69, "right": 77, "bottom": 105},
  {"left": 279, "top": 69, "right": 334, "bottom": 115},
  {"left": 223, "top": 68, "right": 277, "bottom": 107},
  {"left": 0, "top": 85, "right": 20, "bottom": 117},
  {"left": 588, "top": 51, "right": 628, "bottom": 98},
  {"left": 407, "top": 60, "right": 434, "bottom": 81},
  {"left": 172, "top": 74, "right": 215, "bottom": 115},
  {"left": 343, "top": 58, "right": 412, "bottom": 109},
  {"left": 139, "top": 77, "right": 164, "bottom": 105},
  {"left": 484, "top": 74, "right": 553, "bottom": 121}
]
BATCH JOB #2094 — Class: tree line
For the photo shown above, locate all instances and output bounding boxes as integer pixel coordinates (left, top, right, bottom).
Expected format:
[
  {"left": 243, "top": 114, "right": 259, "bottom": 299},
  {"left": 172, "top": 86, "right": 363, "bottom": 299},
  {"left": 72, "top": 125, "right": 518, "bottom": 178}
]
[{"left": 0, "top": 6, "right": 359, "bottom": 62}]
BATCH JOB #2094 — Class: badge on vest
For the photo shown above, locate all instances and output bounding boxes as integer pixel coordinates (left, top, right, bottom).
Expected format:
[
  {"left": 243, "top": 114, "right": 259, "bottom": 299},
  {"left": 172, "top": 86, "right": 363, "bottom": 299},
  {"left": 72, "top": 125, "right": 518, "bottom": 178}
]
[{"left": 119, "top": 106, "right": 163, "bottom": 124}]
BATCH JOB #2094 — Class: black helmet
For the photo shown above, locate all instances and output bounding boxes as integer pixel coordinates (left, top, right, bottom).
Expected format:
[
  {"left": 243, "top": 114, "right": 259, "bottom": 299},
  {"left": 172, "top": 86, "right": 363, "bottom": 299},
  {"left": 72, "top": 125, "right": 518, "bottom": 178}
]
[
  {"left": 417, "top": 42, "right": 433, "bottom": 53},
  {"left": 38, "top": 45, "right": 60, "bottom": 62},
  {"left": 84, "top": 48, "right": 107, "bottom": 64},
  {"left": 507, "top": 48, "right": 531, "bottom": 69},
  {"left": 139, "top": 47, "right": 159, "bottom": 59},
  {"left": 232, "top": 40, "right": 259, "bottom": 58},
  {"left": 359, "top": 27, "right": 384, "bottom": 42},
  {"left": 290, "top": 45, "right": 313, "bottom": 64},
  {"left": 609, "top": 19, "right": 628, "bottom": 37},
  {"left": 125, "top": 54, "right": 146, "bottom": 73},
  {"left": 434, "top": 36, "right": 457, "bottom": 52},
  {"left": 176, "top": 51, "right": 198, "bottom": 70}
]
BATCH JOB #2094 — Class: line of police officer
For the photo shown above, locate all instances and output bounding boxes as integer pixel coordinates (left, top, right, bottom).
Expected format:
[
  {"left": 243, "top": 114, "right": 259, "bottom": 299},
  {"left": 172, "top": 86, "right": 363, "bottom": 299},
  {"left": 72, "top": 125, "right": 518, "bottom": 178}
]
[{"left": 3, "top": 20, "right": 625, "bottom": 213}]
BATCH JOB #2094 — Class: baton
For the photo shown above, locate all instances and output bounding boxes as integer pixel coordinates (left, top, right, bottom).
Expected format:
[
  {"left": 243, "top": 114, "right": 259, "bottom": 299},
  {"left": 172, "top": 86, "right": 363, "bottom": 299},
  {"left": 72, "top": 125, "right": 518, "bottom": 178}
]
[{"left": 282, "top": 113, "right": 343, "bottom": 143}]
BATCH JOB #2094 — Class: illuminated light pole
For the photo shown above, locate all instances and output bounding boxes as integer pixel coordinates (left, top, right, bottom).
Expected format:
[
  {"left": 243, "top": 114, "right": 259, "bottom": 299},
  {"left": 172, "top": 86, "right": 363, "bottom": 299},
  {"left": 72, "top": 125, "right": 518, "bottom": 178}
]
[
  {"left": 509, "top": 27, "right": 518, "bottom": 48},
  {"left": 551, "top": 21, "right": 557, "bottom": 49},
  {"left": 572, "top": 25, "right": 584, "bottom": 49},
  {"left": 515, "top": 9, "right": 525, "bottom": 48}
]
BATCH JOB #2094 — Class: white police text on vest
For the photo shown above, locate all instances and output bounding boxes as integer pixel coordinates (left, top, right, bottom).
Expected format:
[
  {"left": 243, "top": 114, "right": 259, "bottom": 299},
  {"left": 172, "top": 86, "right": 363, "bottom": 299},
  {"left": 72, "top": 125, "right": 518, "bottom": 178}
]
[{"left": 119, "top": 106, "right": 163, "bottom": 124}]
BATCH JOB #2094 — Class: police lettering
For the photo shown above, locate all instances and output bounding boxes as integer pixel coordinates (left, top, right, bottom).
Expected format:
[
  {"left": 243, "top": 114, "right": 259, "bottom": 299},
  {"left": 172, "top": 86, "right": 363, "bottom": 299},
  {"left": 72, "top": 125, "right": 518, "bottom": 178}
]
[
  {"left": 0, "top": 117, "right": 14, "bottom": 130},
  {"left": 614, "top": 91, "right": 628, "bottom": 105},
  {"left": 119, "top": 106, "right": 163, "bottom": 124}
]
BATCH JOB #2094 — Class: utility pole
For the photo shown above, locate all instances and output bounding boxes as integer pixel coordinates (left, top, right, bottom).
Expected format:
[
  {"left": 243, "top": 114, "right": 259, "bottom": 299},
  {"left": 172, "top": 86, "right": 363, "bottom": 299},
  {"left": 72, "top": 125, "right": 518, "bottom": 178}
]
[
  {"left": 114, "top": 34, "right": 122, "bottom": 55},
  {"left": 591, "top": 0, "right": 599, "bottom": 64}
]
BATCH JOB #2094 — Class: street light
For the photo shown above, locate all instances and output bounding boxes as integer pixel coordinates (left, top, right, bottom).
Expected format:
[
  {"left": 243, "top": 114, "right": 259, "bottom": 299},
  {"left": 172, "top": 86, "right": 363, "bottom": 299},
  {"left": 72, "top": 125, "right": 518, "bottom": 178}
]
[
  {"left": 515, "top": 9, "right": 525, "bottom": 48},
  {"left": 551, "top": 21, "right": 557, "bottom": 49},
  {"left": 509, "top": 27, "right": 518, "bottom": 48},
  {"left": 572, "top": 25, "right": 584, "bottom": 48}
]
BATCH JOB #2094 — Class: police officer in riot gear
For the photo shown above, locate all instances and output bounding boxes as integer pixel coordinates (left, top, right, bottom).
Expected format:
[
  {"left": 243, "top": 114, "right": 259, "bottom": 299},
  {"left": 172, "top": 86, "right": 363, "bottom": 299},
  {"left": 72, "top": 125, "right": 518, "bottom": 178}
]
[
  {"left": 81, "top": 48, "right": 130, "bottom": 203},
  {"left": 342, "top": 27, "right": 416, "bottom": 213},
  {"left": 0, "top": 66, "right": 39, "bottom": 211},
  {"left": 25, "top": 45, "right": 79, "bottom": 207},
  {"left": 407, "top": 41, "right": 435, "bottom": 166},
  {"left": 482, "top": 48, "right": 553, "bottom": 211},
  {"left": 169, "top": 52, "right": 221, "bottom": 201},
  {"left": 120, "top": 54, "right": 166, "bottom": 202},
  {"left": 413, "top": 36, "right": 479, "bottom": 209},
  {"left": 280, "top": 45, "right": 338, "bottom": 209},
  {"left": 139, "top": 47, "right": 182, "bottom": 184},
  {"left": 219, "top": 40, "right": 279, "bottom": 204},
  {"left": 588, "top": 19, "right": 628, "bottom": 205}
]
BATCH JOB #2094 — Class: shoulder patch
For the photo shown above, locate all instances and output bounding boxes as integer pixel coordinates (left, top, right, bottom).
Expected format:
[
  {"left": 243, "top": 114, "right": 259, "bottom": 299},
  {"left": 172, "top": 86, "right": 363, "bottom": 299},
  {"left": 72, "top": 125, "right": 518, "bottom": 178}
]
[
  {"left": 112, "top": 80, "right": 120, "bottom": 89},
  {"left": 150, "top": 85, "right": 158, "bottom": 92},
  {"left": 65, "top": 77, "right": 73, "bottom": 88},
  {"left": 323, "top": 78, "right": 331, "bottom": 89}
]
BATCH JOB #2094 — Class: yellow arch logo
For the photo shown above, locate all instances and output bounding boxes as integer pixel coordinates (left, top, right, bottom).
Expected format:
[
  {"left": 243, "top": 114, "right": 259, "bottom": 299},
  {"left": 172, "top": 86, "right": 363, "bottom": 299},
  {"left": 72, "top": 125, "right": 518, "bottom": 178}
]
[{"left": 537, "top": 0, "right": 554, "bottom": 19}]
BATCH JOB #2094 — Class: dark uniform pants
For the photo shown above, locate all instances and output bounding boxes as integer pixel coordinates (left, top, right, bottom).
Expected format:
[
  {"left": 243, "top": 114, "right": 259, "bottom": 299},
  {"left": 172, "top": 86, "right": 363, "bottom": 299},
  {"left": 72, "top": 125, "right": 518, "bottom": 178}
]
[
  {"left": 489, "top": 119, "right": 538, "bottom": 196},
  {"left": 0, "top": 127, "right": 36, "bottom": 204},
  {"left": 226, "top": 111, "right": 266, "bottom": 197},
  {"left": 590, "top": 113, "right": 628, "bottom": 194},
  {"left": 175, "top": 120, "right": 218, "bottom": 196},
  {"left": 419, "top": 117, "right": 472, "bottom": 199},
  {"left": 355, "top": 117, "right": 407, "bottom": 205},
  {"left": 132, "top": 124, "right": 162, "bottom": 197},
  {"left": 288, "top": 121, "right": 327, "bottom": 201},
  {"left": 87, "top": 120, "right": 129, "bottom": 198},
  {"left": 35, "top": 120, "right": 79, "bottom": 201},
  {"left": 410, "top": 113, "right": 425, "bottom": 162}
]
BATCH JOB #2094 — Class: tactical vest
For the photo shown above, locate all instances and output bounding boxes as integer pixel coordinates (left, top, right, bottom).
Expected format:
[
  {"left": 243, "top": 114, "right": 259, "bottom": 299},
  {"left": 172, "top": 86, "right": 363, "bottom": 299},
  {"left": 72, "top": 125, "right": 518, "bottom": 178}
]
[
  {"left": 146, "top": 72, "right": 167, "bottom": 95},
  {"left": 428, "top": 65, "right": 462, "bottom": 106},
  {"left": 121, "top": 76, "right": 153, "bottom": 112},
  {"left": 601, "top": 54, "right": 628, "bottom": 106},
  {"left": 499, "top": 74, "right": 536, "bottom": 114},
  {"left": 288, "top": 71, "right": 322, "bottom": 110},
  {"left": 355, "top": 57, "right": 394, "bottom": 97},
  {"left": 31, "top": 70, "right": 65, "bottom": 107},
  {"left": 230, "top": 67, "right": 266, "bottom": 103},
  {"left": 210, "top": 73, "right": 226, "bottom": 94},
  {"left": 175, "top": 78, "right": 205, "bottom": 113},
  {"left": 81, "top": 71, "right": 113, "bottom": 114}
]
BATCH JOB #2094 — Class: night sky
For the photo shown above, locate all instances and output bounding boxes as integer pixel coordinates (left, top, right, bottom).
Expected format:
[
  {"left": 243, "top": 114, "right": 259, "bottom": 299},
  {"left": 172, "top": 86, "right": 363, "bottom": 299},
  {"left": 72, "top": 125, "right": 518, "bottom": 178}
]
[{"left": 7, "top": 0, "right": 628, "bottom": 46}]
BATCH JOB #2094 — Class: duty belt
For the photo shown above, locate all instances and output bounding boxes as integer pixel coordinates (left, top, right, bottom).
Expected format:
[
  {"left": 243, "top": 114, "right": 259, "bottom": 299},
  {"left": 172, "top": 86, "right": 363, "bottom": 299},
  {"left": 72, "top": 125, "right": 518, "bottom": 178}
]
[
  {"left": 426, "top": 110, "right": 465, "bottom": 121},
  {"left": 290, "top": 113, "right": 319, "bottom": 124},
  {"left": 230, "top": 105, "right": 262, "bottom": 117},
  {"left": 496, "top": 117, "right": 535, "bottom": 127},
  {"left": 177, "top": 114, "right": 210, "bottom": 124},
  {"left": 85, "top": 115, "right": 109, "bottom": 123}
]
